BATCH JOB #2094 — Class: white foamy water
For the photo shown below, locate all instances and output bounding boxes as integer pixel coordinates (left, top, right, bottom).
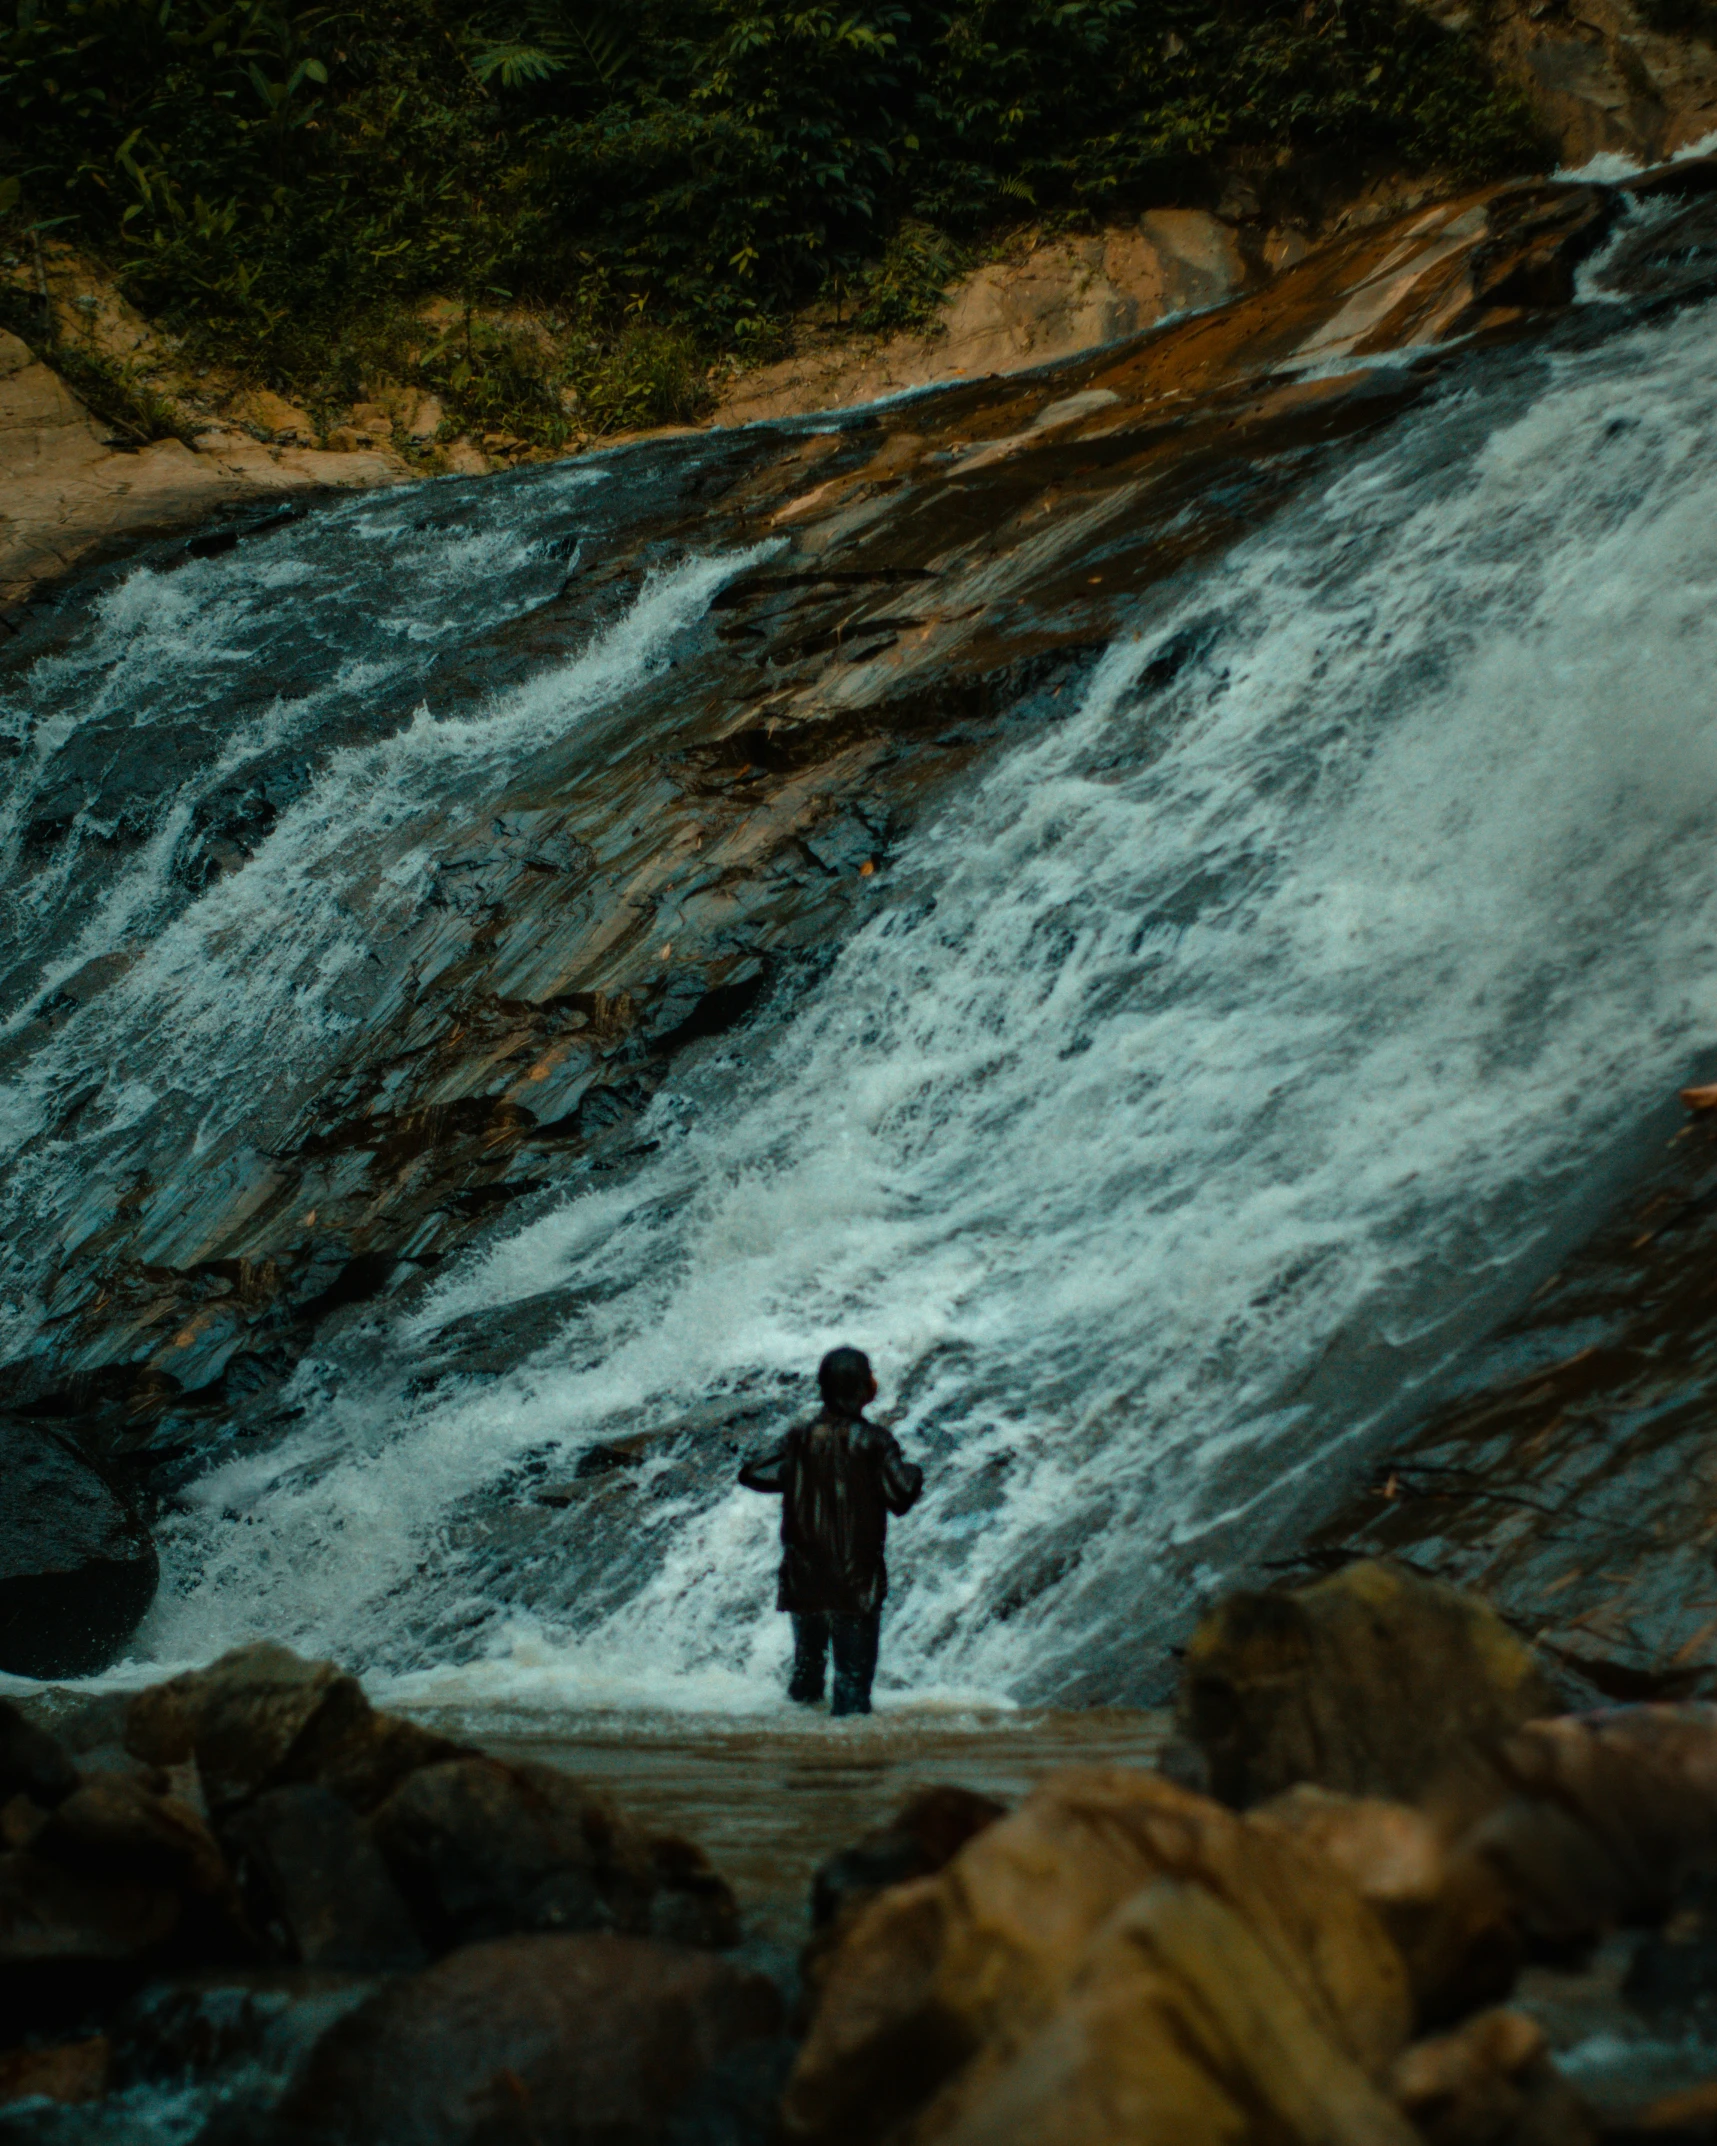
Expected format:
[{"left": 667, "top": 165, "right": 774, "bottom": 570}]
[
  {"left": 0, "top": 475, "right": 777, "bottom": 1352},
  {"left": 20, "top": 284, "right": 1717, "bottom": 1710}
]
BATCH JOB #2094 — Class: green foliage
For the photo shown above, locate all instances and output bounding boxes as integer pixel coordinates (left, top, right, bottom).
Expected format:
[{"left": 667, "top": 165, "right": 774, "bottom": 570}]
[
  {"left": 0, "top": 0, "right": 1544, "bottom": 435},
  {"left": 853, "top": 218, "right": 971, "bottom": 333}
]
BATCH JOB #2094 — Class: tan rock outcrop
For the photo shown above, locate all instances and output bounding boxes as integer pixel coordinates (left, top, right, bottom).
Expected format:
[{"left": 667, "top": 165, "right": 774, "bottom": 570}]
[
  {"left": 229, "top": 388, "right": 317, "bottom": 442},
  {"left": 1416, "top": 0, "right": 1717, "bottom": 167},
  {"left": 718, "top": 212, "right": 1259, "bottom": 426},
  {"left": 1252, "top": 1785, "right": 1522, "bottom": 2025},
  {"left": 0, "top": 330, "right": 407, "bottom": 607},
  {"left": 781, "top": 1767, "right": 1410, "bottom": 2146},
  {"left": 929, "top": 1880, "right": 1420, "bottom": 2146}
]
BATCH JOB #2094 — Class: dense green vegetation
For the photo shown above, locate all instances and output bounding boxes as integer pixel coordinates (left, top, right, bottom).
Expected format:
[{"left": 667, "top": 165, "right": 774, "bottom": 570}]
[{"left": 0, "top": 0, "right": 1542, "bottom": 439}]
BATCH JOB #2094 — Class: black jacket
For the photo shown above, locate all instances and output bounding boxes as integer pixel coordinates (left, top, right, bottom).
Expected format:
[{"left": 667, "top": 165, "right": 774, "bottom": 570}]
[{"left": 739, "top": 1410, "right": 923, "bottom": 1616}]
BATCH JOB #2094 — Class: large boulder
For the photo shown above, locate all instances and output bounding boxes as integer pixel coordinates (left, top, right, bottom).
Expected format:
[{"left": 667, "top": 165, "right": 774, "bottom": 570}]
[
  {"left": 780, "top": 1766, "right": 1410, "bottom": 2146},
  {"left": 126, "top": 1641, "right": 464, "bottom": 1814},
  {"left": 0, "top": 1418, "right": 157, "bottom": 1678},
  {"left": 1252, "top": 1785, "right": 1521, "bottom": 2027},
  {"left": 926, "top": 1879, "right": 1420, "bottom": 2146},
  {"left": 224, "top": 1784, "right": 424, "bottom": 1970},
  {"left": 367, "top": 1755, "right": 661, "bottom": 1950},
  {"left": 1178, "top": 1560, "right": 1558, "bottom": 1809},
  {"left": 0, "top": 1701, "right": 79, "bottom": 1809},
  {"left": 1464, "top": 1704, "right": 1717, "bottom": 1940},
  {"left": 801, "top": 1785, "right": 1006, "bottom": 2015},
  {"left": 1389, "top": 2007, "right": 1597, "bottom": 2146},
  {"left": 265, "top": 1932, "right": 784, "bottom": 2145}
]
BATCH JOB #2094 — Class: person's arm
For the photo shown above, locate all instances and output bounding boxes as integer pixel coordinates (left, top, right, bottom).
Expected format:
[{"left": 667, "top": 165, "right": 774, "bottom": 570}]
[
  {"left": 738, "top": 1445, "right": 787, "bottom": 1493},
  {"left": 876, "top": 1431, "right": 923, "bottom": 1516}
]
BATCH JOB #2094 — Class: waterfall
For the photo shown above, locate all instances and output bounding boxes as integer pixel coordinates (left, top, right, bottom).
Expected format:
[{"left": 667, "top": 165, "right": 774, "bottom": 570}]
[{"left": 10, "top": 273, "right": 1717, "bottom": 1711}]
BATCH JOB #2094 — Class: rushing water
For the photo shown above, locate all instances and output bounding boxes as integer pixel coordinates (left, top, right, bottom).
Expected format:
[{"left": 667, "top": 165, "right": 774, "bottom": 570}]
[{"left": 9, "top": 248, "right": 1717, "bottom": 1714}]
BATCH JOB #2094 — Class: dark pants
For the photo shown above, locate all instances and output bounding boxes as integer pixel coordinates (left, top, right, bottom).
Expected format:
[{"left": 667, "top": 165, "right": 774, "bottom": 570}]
[{"left": 789, "top": 1611, "right": 881, "bottom": 1715}]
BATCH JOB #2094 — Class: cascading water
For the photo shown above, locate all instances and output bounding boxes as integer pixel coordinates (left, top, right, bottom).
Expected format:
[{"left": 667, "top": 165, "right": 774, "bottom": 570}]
[{"left": 9, "top": 221, "right": 1717, "bottom": 1713}]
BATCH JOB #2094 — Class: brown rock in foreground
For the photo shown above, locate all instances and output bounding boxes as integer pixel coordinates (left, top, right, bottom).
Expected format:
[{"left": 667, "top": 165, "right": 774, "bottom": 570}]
[
  {"left": 0, "top": 2034, "right": 109, "bottom": 2108},
  {"left": 781, "top": 1766, "right": 1409, "bottom": 2146},
  {"left": 801, "top": 1784, "right": 1006, "bottom": 2015},
  {"left": 1390, "top": 2005, "right": 1596, "bottom": 2146},
  {"left": 266, "top": 1932, "right": 783, "bottom": 2146},
  {"left": 1178, "top": 1558, "right": 1558, "bottom": 1809},
  {"left": 1466, "top": 1705, "right": 1717, "bottom": 1941},
  {"left": 1252, "top": 1785, "right": 1522, "bottom": 2027},
  {"left": 930, "top": 1879, "right": 1420, "bottom": 2146}
]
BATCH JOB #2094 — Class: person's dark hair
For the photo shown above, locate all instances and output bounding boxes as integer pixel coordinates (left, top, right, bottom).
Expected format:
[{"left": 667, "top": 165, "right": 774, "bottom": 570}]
[{"left": 818, "top": 1346, "right": 874, "bottom": 1417}]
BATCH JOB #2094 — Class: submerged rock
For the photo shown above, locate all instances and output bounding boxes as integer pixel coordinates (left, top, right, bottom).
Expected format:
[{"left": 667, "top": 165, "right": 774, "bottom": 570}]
[
  {"left": 265, "top": 1932, "right": 783, "bottom": 2146},
  {"left": 0, "top": 1418, "right": 157, "bottom": 1680},
  {"left": 1178, "top": 1558, "right": 1558, "bottom": 1809},
  {"left": 109, "top": 1965, "right": 381, "bottom": 2088}
]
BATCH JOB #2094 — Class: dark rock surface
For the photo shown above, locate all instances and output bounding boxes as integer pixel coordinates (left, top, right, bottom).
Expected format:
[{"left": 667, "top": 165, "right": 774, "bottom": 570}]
[
  {"left": 1178, "top": 1557, "right": 1559, "bottom": 1809},
  {"left": 265, "top": 1932, "right": 784, "bottom": 2146},
  {"left": 224, "top": 1785, "right": 424, "bottom": 1971},
  {"left": 0, "top": 1704, "right": 79, "bottom": 1810},
  {"left": 0, "top": 1420, "right": 155, "bottom": 1680},
  {"left": 1300, "top": 1108, "right": 1717, "bottom": 1714},
  {"left": 369, "top": 1754, "right": 662, "bottom": 1950}
]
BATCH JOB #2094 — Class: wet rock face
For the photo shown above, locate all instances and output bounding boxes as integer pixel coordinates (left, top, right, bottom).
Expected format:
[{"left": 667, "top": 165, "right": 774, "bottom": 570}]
[
  {"left": 265, "top": 1932, "right": 785, "bottom": 2146},
  {"left": 0, "top": 1417, "right": 157, "bottom": 1679},
  {"left": 1303, "top": 1107, "right": 1717, "bottom": 1711}
]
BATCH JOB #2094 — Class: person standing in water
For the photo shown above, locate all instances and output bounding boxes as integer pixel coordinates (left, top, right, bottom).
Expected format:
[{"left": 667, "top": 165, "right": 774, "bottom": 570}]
[{"left": 738, "top": 1347, "right": 923, "bottom": 1716}]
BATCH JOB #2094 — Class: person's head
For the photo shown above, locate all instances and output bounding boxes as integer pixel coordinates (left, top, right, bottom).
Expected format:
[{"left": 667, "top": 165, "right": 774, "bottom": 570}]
[{"left": 818, "top": 1345, "right": 877, "bottom": 1418}]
